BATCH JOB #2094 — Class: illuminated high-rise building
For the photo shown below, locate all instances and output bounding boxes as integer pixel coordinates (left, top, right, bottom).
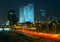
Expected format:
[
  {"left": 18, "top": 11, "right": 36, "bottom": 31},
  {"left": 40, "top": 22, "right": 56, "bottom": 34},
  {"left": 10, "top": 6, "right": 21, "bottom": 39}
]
[
  {"left": 40, "top": 9, "right": 47, "bottom": 24},
  {"left": 19, "top": 4, "right": 34, "bottom": 23},
  {"left": 19, "top": 7, "right": 24, "bottom": 23}
]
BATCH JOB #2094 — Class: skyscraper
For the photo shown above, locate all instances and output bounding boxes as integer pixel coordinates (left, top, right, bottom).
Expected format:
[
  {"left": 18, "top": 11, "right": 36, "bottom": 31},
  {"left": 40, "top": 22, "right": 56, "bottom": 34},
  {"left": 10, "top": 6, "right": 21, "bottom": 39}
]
[
  {"left": 7, "top": 9, "right": 18, "bottom": 25},
  {"left": 19, "top": 4, "right": 34, "bottom": 23},
  {"left": 40, "top": 9, "right": 47, "bottom": 24}
]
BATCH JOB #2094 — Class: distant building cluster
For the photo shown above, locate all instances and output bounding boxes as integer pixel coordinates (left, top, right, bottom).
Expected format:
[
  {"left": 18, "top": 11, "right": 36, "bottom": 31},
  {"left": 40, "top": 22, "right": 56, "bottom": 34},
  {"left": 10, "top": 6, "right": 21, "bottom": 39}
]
[
  {"left": 1, "top": 3, "right": 59, "bottom": 27},
  {"left": 19, "top": 4, "right": 48, "bottom": 24},
  {"left": 0, "top": 4, "right": 60, "bottom": 34}
]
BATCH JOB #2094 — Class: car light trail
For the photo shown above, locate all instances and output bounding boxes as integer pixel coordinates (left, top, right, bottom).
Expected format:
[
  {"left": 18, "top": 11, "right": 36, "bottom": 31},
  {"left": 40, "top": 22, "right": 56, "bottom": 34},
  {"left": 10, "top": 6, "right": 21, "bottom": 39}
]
[{"left": 19, "top": 30, "right": 60, "bottom": 41}]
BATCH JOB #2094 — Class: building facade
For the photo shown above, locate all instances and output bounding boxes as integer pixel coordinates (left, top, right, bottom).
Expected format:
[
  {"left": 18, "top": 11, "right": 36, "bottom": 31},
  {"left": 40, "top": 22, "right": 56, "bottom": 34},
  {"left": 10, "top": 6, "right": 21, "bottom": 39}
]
[
  {"left": 19, "top": 4, "right": 34, "bottom": 23},
  {"left": 40, "top": 9, "right": 47, "bottom": 24},
  {"left": 7, "top": 10, "right": 18, "bottom": 25}
]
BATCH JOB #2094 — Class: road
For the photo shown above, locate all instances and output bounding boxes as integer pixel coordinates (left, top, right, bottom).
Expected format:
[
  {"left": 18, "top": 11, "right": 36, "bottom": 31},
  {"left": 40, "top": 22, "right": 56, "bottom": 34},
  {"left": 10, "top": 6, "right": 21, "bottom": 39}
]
[
  {"left": 0, "top": 32, "right": 34, "bottom": 42},
  {"left": 0, "top": 30, "right": 60, "bottom": 42},
  {"left": 16, "top": 29, "right": 60, "bottom": 41}
]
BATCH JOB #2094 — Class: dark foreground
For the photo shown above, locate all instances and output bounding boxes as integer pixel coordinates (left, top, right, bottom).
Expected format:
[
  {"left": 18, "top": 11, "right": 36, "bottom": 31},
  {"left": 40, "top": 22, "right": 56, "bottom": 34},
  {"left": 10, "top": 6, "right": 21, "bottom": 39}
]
[{"left": 0, "top": 32, "right": 60, "bottom": 42}]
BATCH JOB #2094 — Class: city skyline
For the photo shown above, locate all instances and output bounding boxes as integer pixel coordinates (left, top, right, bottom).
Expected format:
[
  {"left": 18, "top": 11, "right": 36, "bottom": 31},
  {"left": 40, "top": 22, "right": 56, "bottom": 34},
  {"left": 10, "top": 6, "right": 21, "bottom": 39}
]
[{"left": 0, "top": 0, "right": 60, "bottom": 23}]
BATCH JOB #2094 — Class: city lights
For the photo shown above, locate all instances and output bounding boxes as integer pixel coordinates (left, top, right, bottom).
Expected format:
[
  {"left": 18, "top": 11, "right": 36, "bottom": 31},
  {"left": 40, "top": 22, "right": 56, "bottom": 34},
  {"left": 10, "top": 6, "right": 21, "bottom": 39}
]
[{"left": 0, "top": 0, "right": 60, "bottom": 42}]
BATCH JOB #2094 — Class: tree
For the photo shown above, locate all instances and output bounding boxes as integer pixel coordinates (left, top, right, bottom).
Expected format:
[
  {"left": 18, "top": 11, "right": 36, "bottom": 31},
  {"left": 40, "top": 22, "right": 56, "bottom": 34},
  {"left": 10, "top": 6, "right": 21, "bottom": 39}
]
[{"left": 25, "top": 21, "right": 32, "bottom": 27}]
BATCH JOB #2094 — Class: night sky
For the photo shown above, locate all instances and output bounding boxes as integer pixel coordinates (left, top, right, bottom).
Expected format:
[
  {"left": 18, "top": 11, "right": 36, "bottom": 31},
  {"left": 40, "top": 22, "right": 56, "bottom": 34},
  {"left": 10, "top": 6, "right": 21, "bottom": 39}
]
[{"left": 0, "top": 0, "right": 60, "bottom": 23}]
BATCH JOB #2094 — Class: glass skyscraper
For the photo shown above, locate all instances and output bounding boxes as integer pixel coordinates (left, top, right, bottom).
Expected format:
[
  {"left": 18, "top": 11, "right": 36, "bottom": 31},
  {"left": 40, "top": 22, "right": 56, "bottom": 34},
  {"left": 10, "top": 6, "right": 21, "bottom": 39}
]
[{"left": 19, "top": 4, "right": 34, "bottom": 23}]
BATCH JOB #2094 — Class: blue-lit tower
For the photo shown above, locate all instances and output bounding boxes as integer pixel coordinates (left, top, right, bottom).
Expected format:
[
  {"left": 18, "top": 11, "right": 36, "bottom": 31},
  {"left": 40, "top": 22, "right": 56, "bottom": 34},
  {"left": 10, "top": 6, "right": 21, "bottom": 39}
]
[
  {"left": 19, "top": 7, "right": 24, "bottom": 23},
  {"left": 19, "top": 4, "right": 34, "bottom": 23}
]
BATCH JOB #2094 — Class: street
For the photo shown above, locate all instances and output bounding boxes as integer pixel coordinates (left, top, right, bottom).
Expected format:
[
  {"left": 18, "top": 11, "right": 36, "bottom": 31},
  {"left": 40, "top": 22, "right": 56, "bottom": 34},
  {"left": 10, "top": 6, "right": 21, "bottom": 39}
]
[{"left": 0, "top": 31, "right": 60, "bottom": 42}]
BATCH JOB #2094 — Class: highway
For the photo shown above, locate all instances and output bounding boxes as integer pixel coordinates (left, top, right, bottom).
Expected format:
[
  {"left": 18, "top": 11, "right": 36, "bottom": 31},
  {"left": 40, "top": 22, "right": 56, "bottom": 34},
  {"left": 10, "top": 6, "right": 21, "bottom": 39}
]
[
  {"left": 0, "top": 31, "right": 60, "bottom": 42},
  {"left": 16, "top": 29, "right": 60, "bottom": 41},
  {"left": 0, "top": 27, "right": 60, "bottom": 42}
]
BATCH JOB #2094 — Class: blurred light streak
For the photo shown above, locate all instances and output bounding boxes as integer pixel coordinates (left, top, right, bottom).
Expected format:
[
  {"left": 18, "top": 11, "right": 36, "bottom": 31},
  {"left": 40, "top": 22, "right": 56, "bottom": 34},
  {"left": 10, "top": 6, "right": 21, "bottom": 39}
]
[{"left": 19, "top": 30, "right": 60, "bottom": 41}]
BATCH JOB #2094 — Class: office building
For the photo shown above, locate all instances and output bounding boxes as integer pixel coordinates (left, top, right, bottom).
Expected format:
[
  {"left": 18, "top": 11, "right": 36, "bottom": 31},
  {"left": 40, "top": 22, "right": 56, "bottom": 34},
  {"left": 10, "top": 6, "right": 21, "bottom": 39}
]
[{"left": 19, "top": 4, "right": 34, "bottom": 23}]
